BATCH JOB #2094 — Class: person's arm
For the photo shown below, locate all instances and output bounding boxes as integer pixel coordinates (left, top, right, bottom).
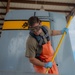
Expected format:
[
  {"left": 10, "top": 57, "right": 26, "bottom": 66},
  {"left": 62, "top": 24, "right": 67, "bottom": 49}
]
[
  {"left": 29, "top": 57, "right": 45, "bottom": 67},
  {"left": 51, "top": 30, "right": 62, "bottom": 36},
  {"left": 51, "top": 28, "right": 68, "bottom": 36},
  {"left": 29, "top": 57, "right": 53, "bottom": 68}
]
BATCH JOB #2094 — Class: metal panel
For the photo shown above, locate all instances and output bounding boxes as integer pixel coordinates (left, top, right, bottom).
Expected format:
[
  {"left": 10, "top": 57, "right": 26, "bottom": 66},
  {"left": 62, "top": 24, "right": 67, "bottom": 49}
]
[
  {"left": 50, "top": 12, "right": 75, "bottom": 75},
  {"left": 0, "top": 30, "right": 34, "bottom": 72},
  {"left": 0, "top": 10, "right": 75, "bottom": 75},
  {"left": 0, "top": 10, "right": 51, "bottom": 75},
  {"left": 5, "top": 10, "right": 34, "bottom": 20}
]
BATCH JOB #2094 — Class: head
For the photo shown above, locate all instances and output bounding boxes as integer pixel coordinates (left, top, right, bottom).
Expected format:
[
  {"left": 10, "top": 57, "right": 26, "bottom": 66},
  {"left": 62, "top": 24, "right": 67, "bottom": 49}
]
[{"left": 28, "top": 16, "right": 42, "bottom": 35}]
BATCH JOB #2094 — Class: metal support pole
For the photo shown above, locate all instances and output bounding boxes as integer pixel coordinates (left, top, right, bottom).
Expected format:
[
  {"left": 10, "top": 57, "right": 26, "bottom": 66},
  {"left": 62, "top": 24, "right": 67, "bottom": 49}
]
[{"left": 6, "top": 0, "right": 11, "bottom": 13}]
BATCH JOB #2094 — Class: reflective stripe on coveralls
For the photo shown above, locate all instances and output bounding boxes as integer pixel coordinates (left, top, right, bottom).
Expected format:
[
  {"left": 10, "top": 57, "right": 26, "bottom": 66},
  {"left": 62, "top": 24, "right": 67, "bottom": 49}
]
[{"left": 33, "top": 41, "right": 58, "bottom": 74}]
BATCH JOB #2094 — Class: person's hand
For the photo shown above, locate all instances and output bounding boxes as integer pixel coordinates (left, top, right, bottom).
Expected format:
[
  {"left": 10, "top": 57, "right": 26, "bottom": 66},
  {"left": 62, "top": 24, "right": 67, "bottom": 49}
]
[
  {"left": 61, "top": 28, "right": 68, "bottom": 34},
  {"left": 44, "top": 62, "right": 52, "bottom": 68}
]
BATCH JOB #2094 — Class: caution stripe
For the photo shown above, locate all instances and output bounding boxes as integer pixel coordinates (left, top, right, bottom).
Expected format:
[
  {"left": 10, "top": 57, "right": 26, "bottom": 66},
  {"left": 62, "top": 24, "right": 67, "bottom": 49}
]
[{"left": 3, "top": 21, "right": 50, "bottom": 30}]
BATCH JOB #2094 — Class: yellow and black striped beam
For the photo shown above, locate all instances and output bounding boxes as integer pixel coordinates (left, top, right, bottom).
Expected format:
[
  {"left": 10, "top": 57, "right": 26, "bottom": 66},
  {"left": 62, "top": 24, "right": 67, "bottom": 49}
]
[{"left": 3, "top": 20, "right": 50, "bottom": 30}]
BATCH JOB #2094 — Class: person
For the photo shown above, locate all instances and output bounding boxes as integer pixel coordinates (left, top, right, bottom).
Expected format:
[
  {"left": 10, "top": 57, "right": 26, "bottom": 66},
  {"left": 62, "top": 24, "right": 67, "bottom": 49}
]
[{"left": 25, "top": 16, "right": 68, "bottom": 74}]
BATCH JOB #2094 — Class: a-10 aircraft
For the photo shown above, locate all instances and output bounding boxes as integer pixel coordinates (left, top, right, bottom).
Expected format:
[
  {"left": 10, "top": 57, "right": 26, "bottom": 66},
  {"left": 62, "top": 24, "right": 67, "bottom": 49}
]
[{"left": 0, "top": 10, "right": 75, "bottom": 75}]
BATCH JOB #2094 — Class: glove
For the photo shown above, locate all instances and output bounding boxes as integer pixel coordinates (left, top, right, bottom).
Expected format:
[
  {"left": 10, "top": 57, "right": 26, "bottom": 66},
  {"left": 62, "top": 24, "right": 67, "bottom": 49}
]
[
  {"left": 61, "top": 28, "right": 68, "bottom": 34},
  {"left": 44, "top": 62, "right": 52, "bottom": 68}
]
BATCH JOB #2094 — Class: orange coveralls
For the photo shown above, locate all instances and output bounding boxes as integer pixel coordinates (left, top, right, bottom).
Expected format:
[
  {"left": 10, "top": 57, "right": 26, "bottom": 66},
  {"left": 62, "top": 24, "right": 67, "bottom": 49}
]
[{"left": 34, "top": 41, "right": 58, "bottom": 74}]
